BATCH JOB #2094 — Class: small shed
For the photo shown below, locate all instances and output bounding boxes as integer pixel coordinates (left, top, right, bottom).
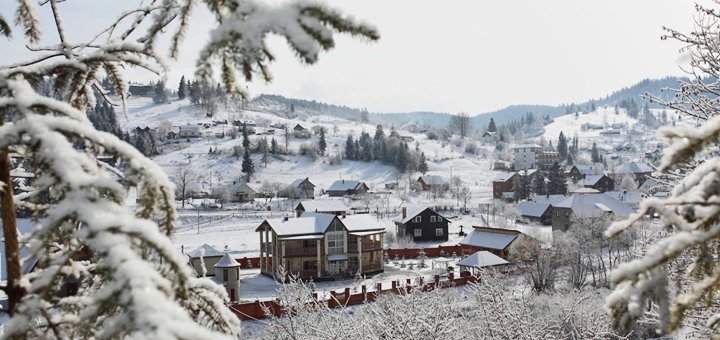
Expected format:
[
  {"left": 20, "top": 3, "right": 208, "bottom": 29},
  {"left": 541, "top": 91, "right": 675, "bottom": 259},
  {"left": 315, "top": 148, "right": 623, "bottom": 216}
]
[{"left": 456, "top": 251, "right": 511, "bottom": 274}]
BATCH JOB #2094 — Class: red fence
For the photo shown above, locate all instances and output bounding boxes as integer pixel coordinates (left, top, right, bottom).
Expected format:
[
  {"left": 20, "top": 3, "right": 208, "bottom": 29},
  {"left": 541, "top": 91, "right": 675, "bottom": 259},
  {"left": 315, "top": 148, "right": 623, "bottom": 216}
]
[{"left": 230, "top": 271, "right": 477, "bottom": 321}]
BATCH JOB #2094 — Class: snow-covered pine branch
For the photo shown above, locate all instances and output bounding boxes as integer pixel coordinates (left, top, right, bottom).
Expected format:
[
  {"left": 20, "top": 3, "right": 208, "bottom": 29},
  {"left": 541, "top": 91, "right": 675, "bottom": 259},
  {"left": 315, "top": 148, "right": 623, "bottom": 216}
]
[
  {"left": 605, "top": 3, "right": 720, "bottom": 336},
  {"left": 0, "top": 0, "right": 378, "bottom": 337}
]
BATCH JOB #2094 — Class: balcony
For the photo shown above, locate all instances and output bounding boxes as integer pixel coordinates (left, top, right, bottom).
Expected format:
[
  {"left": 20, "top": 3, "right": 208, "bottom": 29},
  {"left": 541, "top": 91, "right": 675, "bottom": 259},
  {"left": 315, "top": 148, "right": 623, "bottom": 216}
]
[
  {"left": 347, "top": 240, "right": 383, "bottom": 252},
  {"left": 284, "top": 247, "right": 321, "bottom": 257}
]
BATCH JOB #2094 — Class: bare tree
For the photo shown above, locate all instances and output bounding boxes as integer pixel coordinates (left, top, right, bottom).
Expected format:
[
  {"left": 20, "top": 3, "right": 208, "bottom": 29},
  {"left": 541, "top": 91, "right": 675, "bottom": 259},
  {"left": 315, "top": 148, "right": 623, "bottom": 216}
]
[
  {"left": 260, "top": 182, "right": 282, "bottom": 203},
  {"left": 449, "top": 111, "right": 472, "bottom": 138},
  {"left": 173, "top": 164, "right": 197, "bottom": 208}
]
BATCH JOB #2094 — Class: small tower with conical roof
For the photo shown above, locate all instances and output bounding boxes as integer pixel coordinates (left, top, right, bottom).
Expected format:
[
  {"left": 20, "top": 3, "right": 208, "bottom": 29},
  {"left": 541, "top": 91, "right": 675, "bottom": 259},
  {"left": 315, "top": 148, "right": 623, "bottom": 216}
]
[{"left": 214, "top": 252, "right": 241, "bottom": 302}]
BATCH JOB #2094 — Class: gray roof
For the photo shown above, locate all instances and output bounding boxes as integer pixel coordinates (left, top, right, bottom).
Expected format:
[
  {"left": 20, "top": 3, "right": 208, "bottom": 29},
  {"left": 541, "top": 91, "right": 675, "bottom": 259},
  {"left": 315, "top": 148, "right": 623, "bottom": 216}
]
[
  {"left": 214, "top": 252, "right": 240, "bottom": 268},
  {"left": 289, "top": 178, "right": 314, "bottom": 188},
  {"left": 604, "top": 191, "right": 643, "bottom": 204},
  {"left": 578, "top": 174, "right": 607, "bottom": 186},
  {"left": 328, "top": 180, "right": 364, "bottom": 192},
  {"left": 456, "top": 251, "right": 509, "bottom": 269},
  {"left": 493, "top": 172, "right": 516, "bottom": 182},
  {"left": 297, "top": 200, "right": 349, "bottom": 213},
  {"left": 393, "top": 206, "right": 443, "bottom": 224},
  {"left": 572, "top": 164, "right": 603, "bottom": 175},
  {"left": 531, "top": 194, "right": 568, "bottom": 206},
  {"left": 615, "top": 162, "right": 653, "bottom": 174},
  {"left": 188, "top": 244, "right": 224, "bottom": 258},
  {"left": 555, "top": 193, "right": 634, "bottom": 218},
  {"left": 419, "top": 175, "right": 447, "bottom": 185},
  {"left": 264, "top": 213, "right": 383, "bottom": 237},
  {"left": 511, "top": 144, "right": 542, "bottom": 149},
  {"left": 179, "top": 125, "right": 201, "bottom": 132},
  {"left": 338, "top": 214, "right": 385, "bottom": 232},
  {"left": 517, "top": 202, "right": 551, "bottom": 218},
  {"left": 459, "top": 230, "right": 518, "bottom": 250}
]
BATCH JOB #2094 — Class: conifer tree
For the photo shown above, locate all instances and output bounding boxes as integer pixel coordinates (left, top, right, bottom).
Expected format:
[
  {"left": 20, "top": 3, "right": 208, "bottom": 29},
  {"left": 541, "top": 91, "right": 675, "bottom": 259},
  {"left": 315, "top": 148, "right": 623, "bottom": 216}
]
[
  {"left": 547, "top": 162, "right": 567, "bottom": 195},
  {"left": 242, "top": 148, "right": 255, "bottom": 181},
  {"left": 318, "top": 127, "right": 327, "bottom": 156},
  {"left": 178, "top": 75, "right": 187, "bottom": 99},
  {"left": 591, "top": 143, "right": 601, "bottom": 163},
  {"left": 262, "top": 140, "right": 271, "bottom": 167},
  {"left": 533, "top": 170, "right": 546, "bottom": 195},
  {"left": 271, "top": 138, "right": 278, "bottom": 154},
  {"left": 514, "top": 173, "right": 531, "bottom": 202},
  {"left": 418, "top": 152, "right": 429, "bottom": 174},
  {"left": 557, "top": 132, "right": 568, "bottom": 161},
  {"left": 153, "top": 80, "right": 168, "bottom": 103},
  {"left": 345, "top": 135, "right": 355, "bottom": 160},
  {"left": 242, "top": 123, "right": 250, "bottom": 150},
  {"left": 488, "top": 118, "right": 497, "bottom": 132}
]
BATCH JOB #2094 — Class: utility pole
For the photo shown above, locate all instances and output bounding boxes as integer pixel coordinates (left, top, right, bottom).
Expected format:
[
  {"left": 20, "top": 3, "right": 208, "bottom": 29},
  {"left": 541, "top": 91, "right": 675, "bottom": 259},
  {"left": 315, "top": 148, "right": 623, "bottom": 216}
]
[{"left": 197, "top": 205, "right": 200, "bottom": 234}]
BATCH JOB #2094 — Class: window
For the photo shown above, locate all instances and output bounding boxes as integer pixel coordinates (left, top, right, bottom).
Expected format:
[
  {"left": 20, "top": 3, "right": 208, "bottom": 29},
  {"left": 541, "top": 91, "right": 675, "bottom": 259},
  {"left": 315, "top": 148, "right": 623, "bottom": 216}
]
[
  {"left": 303, "top": 261, "right": 317, "bottom": 270},
  {"left": 436, "top": 228, "right": 444, "bottom": 236},
  {"left": 327, "top": 232, "right": 345, "bottom": 255},
  {"left": 430, "top": 216, "right": 436, "bottom": 222},
  {"left": 414, "top": 229, "right": 422, "bottom": 237},
  {"left": 413, "top": 216, "right": 422, "bottom": 223},
  {"left": 223, "top": 269, "right": 228, "bottom": 281}
]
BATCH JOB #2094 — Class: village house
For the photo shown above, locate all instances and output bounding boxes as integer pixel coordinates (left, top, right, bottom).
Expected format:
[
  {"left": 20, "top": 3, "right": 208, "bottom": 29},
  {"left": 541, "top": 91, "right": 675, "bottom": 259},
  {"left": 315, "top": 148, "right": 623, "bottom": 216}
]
[
  {"left": 511, "top": 144, "right": 542, "bottom": 170},
  {"left": 231, "top": 182, "right": 261, "bottom": 202},
  {"left": 293, "top": 124, "right": 311, "bottom": 138},
  {"left": 613, "top": 161, "right": 654, "bottom": 186},
  {"left": 577, "top": 174, "right": 615, "bottom": 193},
  {"left": 517, "top": 201, "right": 553, "bottom": 225},
  {"left": 256, "top": 214, "right": 385, "bottom": 280},
  {"left": 128, "top": 84, "right": 154, "bottom": 97},
  {"left": 295, "top": 199, "right": 350, "bottom": 217},
  {"left": 394, "top": 206, "right": 449, "bottom": 242},
  {"left": 186, "top": 244, "right": 225, "bottom": 277},
  {"left": 326, "top": 180, "right": 369, "bottom": 197},
  {"left": 568, "top": 164, "right": 604, "bottom": 182},
  {"left": 417, "top": 175, "right": 448, "bottom": 191},
  {"left": 536, "top": 151, "right": 561, "bottom": 170},
  {"left": 459, "top": 226, "right": 528, "bottom": 258},
  {"left": 604, "top": 191, "right": 644, "bottom": 210},
  {"left": 283, "top": 178, "right": 316, "bottom": 199},
  {"left": 492, "top": 159, "right": 512, "bottom": 171},
  {"left": 492, "top": 172, "right": 516, "bottom": 199},
  {"left": 178, "top": 124, "right": 203, "bottom": 139},
  {"left": 551, "top": 192, "right": 634, "bottom": 231}
]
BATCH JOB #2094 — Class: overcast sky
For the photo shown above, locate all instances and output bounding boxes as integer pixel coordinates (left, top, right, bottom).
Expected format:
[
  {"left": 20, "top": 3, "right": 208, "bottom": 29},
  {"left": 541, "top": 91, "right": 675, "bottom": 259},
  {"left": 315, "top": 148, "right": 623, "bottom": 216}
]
[{"left": 0, "top": 0, "right": 699, "bottom": 114}]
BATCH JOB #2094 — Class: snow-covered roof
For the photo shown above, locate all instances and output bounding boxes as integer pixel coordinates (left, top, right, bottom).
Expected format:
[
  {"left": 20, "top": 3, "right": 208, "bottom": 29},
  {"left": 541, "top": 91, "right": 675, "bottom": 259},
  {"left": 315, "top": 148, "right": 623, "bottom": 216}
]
[
  {"left": 179, "top": 125, "right": 201, "bottom": 132},
  {"left": 187, "top": 244, "right": 224, "bottom": 258},
  {"left": 604, "top": 191, "right": 643, "bottom": 204},
  {"left": 289, "top": 178, "right": 313, "bottom": 188},
  {"left": 570, "top": 188, "right": 600, "bottom": 194},
  {"left": 511, "top": 144, "right": 542, "bottom": 149},
  {"left": 393, "top": 206, "right": 445, "bottom": 224},
  {"left": 338, "top": 214, "right": 385, "bottom": 232},
  {"left": 456, "top": 251, "right": 509, "bottom": 269},
  {"left": 328, "top": 180, "right": 363, "bottom": 192},
  {"left": 615, "top": 162, "right": 653, "bottom": 174},
  {"left": 297, "top": 200, "right": 349, "bottom": 213},
  {"left": 578, "top": 174, "right": 607, "bottom": 186},
  {"left": 419, "top": 175, "right": 446, "bottom": 185},
  {"left": 555, "top": 193, "right": 634, "bottom": 218},
  {"left": 459, "top": 230, "right": 518, "bottom": 250},
  {"left": 517, "top": 202, "right": 551, "bottom": 218},
  {"left": 264, "top": 214, "right": 337, "bottom": 236},
  {"left": 531, "top": 194, "right": 567, "bottom": 206},
  {"left": 517, "top": 169, "right": 538, "bottom": 177},
  {"left": 572, "top": 164, "right": 603, "bottom": 175},
  {"left": 214, "top": 252, "right": 240, "bottom": 268},
  {"left": 493, "top": 172, "right": 515, "bottom": 182}
]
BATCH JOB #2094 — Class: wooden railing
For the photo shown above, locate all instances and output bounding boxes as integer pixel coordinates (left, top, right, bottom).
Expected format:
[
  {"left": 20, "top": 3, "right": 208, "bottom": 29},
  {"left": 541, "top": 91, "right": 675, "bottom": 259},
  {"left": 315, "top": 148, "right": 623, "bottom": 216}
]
[{"left": 284, "top": 247, "right": 319, "bottom": 257}]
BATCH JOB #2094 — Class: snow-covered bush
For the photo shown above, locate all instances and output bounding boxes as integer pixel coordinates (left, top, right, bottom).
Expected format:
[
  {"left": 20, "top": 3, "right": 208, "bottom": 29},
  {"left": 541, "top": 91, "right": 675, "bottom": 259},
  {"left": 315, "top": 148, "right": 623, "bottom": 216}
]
[
  {"left": 464, "top": 142, "right": 478, "bottom": 154},
  {"left": 298, "top": 143, "right": 319, "bottom": 160}
]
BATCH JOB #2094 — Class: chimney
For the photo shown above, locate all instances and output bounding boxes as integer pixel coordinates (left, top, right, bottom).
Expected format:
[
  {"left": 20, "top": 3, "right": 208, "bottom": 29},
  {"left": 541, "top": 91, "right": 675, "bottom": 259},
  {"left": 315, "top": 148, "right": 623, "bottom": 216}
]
[
  {"left": 402, "top": 207, "right": 407, "bottom": 219},
  {"left": 283, "top": 216, "right": 289, "bottom": 222}
]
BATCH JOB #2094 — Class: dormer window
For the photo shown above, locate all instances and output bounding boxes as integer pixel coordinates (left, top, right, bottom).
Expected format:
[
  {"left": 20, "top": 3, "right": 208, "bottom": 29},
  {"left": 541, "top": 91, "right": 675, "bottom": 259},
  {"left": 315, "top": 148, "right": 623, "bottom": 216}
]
[{"left": 413, "top": 216, "right": 421, "bottom": 223}]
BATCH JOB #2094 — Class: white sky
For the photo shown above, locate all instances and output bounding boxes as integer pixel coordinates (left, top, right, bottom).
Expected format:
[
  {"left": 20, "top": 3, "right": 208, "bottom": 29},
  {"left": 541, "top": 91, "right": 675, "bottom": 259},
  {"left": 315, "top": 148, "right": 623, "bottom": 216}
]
[{"left": 0, "top": 0, "right": 699, "bottom": 114}]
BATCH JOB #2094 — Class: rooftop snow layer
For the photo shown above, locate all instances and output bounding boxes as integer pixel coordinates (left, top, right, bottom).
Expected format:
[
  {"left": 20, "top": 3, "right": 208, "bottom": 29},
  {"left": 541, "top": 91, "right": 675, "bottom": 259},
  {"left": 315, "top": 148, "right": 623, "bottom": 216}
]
[
  {"left": 459, "top": 230, "right": 517, "bottom": 250},
  {"left": 456, "top": 251, "right": 509, "bottom": 268}
]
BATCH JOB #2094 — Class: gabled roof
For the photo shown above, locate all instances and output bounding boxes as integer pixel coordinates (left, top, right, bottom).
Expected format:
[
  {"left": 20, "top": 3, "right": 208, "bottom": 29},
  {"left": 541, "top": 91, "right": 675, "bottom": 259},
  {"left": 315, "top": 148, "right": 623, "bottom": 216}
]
[
  {"left": 511, "top": 144, "right": 542, "bottom": 149},
  {"left": 493, "top": 172, "right": 516, "bottom": 182},
  {"left": 419, "top": 175, "right": 446, "bottom": 185},
  {"left": 261, "top": 214, "right": 338, "bottom": 236},
  {"left": 214, "top": 252, "right": 240, "bottom": 268},
  {"left": 517, "top": 202, "right": 551, "bottom": 218},
  {"left": 296, "top": 200, "right": 349, "bottom": 213},
  {"left": 459, "top": 229, "right": 518, "bottom": 250},
  {"left": 572, "top": 164, "right": 603, "bottom": 175},
  {"left": 614, "top": 162, "right": 653, "bottom": 174},
  {"left": 578, "top": 174, "right": 609, "bottom": 186},
  {"left": 531, "top": 194, "right": 568, "bottom": 206},
  {"left": 456, "top": 251, "right": 509, "bottom": 268},
  {"left": 289, "top": 177, "right": 314, "bottom": 188},
  {"left": 179, "top": 125, "right": 201, "bottom": 132},
  {"left": 604, "top": 191, "right": 643, "bottom": 205},
  {"left": 555, "top": 193, "right": 634, "bottom": 218},
  {"left": 328, "top": 180, "right": 364, "bottom": 192},
  {"left": 570, "top": 188, "right": 600, "bottom": 194},
  {"left": 393, "top": 206, "right": 446, "bottom": 224},
  {"left": 188, "top": 244, "right": 224, "bottom": 258},
  {"left": 337, "top": 214, "right": 385, "bottom": 232}
]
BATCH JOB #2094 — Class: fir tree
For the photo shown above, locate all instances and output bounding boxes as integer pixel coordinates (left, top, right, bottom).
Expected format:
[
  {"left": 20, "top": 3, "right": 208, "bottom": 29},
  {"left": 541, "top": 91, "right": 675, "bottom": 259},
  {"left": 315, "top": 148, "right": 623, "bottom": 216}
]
[
  {"left": 373, "top": 125, "right": 386, "bottom": 160},
  {"left": 547, "top": 162, "right": 567, "bottom": 195},
  {"left": 488, "top": 118, "right": 497, "bottom": 132},
  {"left": 557, "top": 132, "right": 568, "bottom": 161},
  {"left": 418, "top": 152, "right": 429, "bottom": 174},
  {"left": 533, "top": 170, "right": 546, "bottom": 196},
  {"left": 318, "top": 127, "right": 327, "bottom": 156},
  {"left": 242, "top": 148, "right": 255, "bottom": 181},
  {"left": 566, "top": 152, "right": 574, "bottom": 165},
  {"left": 271, "top": 138, "right": 278, "bottom": 154},
  {"left": 514, "top": 173, "right": 531, "bottom": 202},
  {"left": 395, "top": 142, "right": 409, "bottom": 172},
  {"left": 242, "top": 123, "right": 250, "bottom": 150},
  {"left": 189, "top": 80, "right": 201, "bottom": 105},
  {"left": 152, "top": 80, "right": 168, "bottom": 103},
  {"left": 262, "top": 140, "right": 271, "bottom": 167},
  {"left": 591, "top": 142, "right": 601, "bottom": 163},
  {"left": 345, "top": 135, "right": 355, "bottom": 160},
  {"left": 178, "top": 75, "right": 187, "bottom": 99}
]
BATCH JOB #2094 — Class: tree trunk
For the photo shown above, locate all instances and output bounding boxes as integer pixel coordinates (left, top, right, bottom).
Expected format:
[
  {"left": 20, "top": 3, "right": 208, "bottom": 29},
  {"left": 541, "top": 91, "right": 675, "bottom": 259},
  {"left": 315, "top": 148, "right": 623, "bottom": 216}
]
[{"left": 0, "top": 148, "right": 23, "bottom": 314}]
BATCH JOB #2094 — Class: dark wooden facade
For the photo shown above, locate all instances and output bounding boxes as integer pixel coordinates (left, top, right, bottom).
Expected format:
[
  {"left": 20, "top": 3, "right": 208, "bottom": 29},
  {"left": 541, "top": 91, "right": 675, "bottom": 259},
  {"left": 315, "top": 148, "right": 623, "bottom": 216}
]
[{"left": 395, "top": 208, "right": 449, "bottom": 242}]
